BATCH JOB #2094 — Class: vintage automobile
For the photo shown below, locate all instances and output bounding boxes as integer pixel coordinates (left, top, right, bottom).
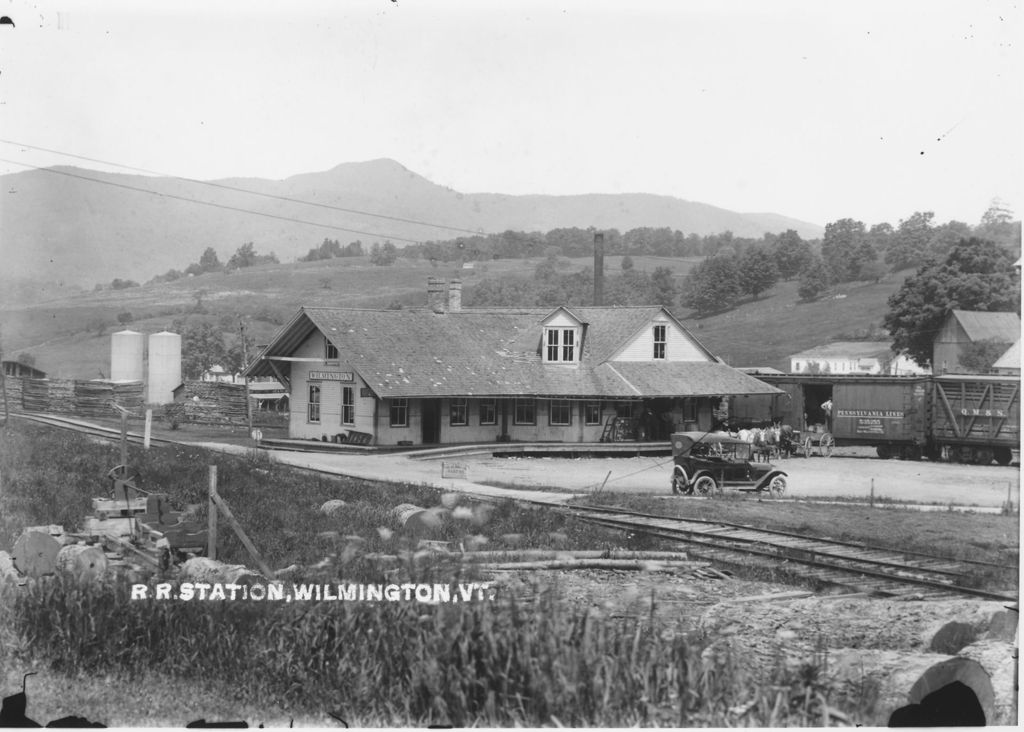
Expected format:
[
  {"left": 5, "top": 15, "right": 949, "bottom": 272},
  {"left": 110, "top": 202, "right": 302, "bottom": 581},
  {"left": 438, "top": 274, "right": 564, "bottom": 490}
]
[{"left": 670, "top": 431, "right": 788, "bottom": 497}]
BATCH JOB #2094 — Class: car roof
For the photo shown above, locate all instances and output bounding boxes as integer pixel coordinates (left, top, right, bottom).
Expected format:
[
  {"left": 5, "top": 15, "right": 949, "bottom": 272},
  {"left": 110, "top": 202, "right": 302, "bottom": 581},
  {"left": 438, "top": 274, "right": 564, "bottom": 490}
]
[{"left": 671, "top": 431, "right": 752, "bottom": 448}]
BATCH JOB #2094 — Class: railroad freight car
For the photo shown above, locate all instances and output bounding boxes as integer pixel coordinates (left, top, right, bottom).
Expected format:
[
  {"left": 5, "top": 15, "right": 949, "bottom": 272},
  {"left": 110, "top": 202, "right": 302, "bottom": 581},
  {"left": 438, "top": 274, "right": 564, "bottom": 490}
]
[
  {"left": 732, "top": 373, "right": 1019, "bottom": 465},
  {"left": 928, "top": 374, "right": 1019, "bottom": 465}
]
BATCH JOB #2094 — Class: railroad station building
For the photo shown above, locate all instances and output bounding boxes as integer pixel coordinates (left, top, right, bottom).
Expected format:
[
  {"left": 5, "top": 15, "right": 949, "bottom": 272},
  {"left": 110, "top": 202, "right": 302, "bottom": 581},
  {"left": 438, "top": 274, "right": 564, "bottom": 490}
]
[{"left": 244, "top": 279, "right": 779, "bottom": 446}]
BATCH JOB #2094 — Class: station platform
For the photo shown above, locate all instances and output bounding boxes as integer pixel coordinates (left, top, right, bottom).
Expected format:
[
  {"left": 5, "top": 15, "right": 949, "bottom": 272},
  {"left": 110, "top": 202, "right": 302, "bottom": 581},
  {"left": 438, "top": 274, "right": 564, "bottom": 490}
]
[{"left": 257, "top": 437, "right": 672, "bottom": 460}]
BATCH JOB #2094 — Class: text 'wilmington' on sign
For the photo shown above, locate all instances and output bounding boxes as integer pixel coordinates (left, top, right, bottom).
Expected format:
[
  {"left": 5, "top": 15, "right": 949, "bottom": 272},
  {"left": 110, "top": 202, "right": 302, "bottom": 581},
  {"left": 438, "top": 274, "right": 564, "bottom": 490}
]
[{"left": 308, "top": 371, "right": 354, "bottom": 382}]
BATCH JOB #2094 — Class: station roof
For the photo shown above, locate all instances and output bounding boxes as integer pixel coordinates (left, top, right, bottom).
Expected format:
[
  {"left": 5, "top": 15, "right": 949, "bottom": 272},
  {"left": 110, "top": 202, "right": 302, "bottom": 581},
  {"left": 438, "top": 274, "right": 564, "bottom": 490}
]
[{"left": 246, "top": 305, "right": 780, "bottom": 400}]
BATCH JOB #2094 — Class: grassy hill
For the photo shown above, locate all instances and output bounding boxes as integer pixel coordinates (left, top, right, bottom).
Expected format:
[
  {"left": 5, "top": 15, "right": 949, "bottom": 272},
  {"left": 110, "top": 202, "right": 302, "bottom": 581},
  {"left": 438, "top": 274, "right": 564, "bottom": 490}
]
[
  {"left": 0, "top": 254, "right": 909, "bottom": 379},
  {"left": 0, "top": 159, "right": 823, "bottom": 287}
]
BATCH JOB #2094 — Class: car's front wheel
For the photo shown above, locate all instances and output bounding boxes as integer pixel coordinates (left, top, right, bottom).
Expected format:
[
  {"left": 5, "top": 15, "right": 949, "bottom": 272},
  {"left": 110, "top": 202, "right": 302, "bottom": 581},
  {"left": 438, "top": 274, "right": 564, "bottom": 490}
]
[{"left": 768, "top": 475, "right": 787, "bottom": 497}]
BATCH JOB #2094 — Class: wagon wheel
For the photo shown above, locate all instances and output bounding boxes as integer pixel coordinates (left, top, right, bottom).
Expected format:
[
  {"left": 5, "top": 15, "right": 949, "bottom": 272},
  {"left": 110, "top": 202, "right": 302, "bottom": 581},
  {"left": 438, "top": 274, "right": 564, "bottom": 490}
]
[
  {"left": 768, "top": 475, "right": 787, "bottom": 498},
  {"left": 994, "top": 447, "right": 1013, "bottom": 466},
  {"left": 818, "top": 433, "right": 835, "bottom": 458},
  {"left": 801, "top": 436, "right": 813, "bottom": 458},
  {"left": 973, "top": 447, "right": 994, "bottom": 465},
  {"left": 693, "top": 475, "right": 718, "bottom": 497}
]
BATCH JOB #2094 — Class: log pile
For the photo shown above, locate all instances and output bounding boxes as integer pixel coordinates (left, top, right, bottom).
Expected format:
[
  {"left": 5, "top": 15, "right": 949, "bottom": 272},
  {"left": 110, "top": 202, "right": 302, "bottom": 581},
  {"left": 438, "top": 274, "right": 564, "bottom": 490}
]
[
  {"left": 176, "top": 381, "right": 249, "bottom": 425},
  {"left": 698, "top": 597, "right": 1018, "bottom": 725}
]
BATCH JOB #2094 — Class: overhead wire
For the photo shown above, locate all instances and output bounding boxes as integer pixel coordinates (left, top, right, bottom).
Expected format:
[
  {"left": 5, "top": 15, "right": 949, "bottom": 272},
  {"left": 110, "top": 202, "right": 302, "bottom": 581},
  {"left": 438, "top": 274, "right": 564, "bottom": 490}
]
[
  {"left": 0, "top": 138, "right": 488, "bottom": 237},
  {"left": 0, "top": 157, "right": 429, "bottom": 244}
]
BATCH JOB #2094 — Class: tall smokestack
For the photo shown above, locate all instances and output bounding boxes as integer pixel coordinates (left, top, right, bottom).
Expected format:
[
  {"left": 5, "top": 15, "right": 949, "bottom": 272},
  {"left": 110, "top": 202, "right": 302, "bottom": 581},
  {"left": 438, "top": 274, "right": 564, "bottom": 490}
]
[{"left": 593, "top": 232, "right": 605, "bottom": 306}]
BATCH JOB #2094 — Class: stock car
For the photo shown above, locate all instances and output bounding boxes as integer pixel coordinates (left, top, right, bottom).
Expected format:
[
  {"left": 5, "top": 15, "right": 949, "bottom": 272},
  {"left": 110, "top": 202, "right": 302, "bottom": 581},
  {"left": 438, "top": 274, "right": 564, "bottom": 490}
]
[{"left": 670, "top": 431, "right": 788, "bottom": 497}]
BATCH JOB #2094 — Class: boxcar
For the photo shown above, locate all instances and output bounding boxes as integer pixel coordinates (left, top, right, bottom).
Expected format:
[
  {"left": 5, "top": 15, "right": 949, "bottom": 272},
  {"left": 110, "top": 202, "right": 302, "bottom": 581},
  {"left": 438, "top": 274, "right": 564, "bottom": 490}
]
[
  {"left": 748, "top": 374, "right": 931, "bottom": 458},
  {"left": 739, "top": 373, "right": 1020, "bottom": 465},
  {"left": 928, "top": 374, "right": 1019, "bottom": 465}
]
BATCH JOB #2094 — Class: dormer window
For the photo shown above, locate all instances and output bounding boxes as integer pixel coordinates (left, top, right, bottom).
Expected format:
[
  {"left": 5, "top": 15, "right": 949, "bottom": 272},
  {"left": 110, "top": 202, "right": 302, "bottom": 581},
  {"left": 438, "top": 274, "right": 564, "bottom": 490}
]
[
  {"left": 325, "top": 337, "right": 339, "bottom": 362},
  {"left": 544, "top": 327, "right": 578, "bottom": 363},
  {"left": 653, "top": 325, "right": 667, "bottom": 359}
]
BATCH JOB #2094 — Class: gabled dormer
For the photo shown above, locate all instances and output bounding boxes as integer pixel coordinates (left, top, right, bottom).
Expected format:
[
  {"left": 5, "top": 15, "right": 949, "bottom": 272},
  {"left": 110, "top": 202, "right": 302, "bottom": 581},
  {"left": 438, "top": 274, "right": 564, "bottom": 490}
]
[
  {"left": 540, "top": 307, "right": 584, "bottom": 364},
  {"left": 609, "top": 308, "right": 714, "bottom": 363}
]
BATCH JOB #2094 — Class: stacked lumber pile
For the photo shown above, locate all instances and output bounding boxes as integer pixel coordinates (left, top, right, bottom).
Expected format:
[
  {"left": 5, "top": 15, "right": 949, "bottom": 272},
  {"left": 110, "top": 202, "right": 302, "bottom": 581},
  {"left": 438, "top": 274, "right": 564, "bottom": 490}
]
[
  {"left": 3, "top": 376, "right": 26, "bottom": 413},
  {"left": 22, "top": 378, "right": 51, "bottom": 412},
  {"left": 46, "top": 379, "right": 77, "bottom": 414},
  {"left": 177, "top": 381, "right": 248, "bottom": 425},
  {"left": 73, "top": 381, "right": 137, "bottom": 416}
]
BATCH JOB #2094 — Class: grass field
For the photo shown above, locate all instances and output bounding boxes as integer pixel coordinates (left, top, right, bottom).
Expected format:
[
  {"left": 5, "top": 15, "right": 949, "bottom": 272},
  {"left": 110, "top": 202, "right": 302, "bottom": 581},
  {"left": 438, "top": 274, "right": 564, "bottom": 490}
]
[{"left": 0, "top": 421, "right": 885, "bottom": 726}]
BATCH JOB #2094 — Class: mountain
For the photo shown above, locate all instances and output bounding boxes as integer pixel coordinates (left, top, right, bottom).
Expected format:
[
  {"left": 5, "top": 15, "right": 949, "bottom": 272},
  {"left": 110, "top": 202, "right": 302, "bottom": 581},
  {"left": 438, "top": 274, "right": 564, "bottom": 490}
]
[{"left": 0, "top": 159, "right": 822, "bottom": 287}]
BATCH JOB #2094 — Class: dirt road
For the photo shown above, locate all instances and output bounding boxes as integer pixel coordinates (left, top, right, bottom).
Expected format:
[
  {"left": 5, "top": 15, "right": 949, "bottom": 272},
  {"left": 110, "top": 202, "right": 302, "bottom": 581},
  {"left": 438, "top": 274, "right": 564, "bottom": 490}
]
[{"left": 458, "top": 450, "right": 1020, "bottom": 508}]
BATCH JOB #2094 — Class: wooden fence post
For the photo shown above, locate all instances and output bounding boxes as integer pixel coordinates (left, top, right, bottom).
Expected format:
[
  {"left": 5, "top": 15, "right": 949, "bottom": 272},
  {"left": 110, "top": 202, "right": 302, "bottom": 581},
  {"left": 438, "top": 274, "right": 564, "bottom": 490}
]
[{"left": 207, "top": 465, "right": 218, "bottom": 560}]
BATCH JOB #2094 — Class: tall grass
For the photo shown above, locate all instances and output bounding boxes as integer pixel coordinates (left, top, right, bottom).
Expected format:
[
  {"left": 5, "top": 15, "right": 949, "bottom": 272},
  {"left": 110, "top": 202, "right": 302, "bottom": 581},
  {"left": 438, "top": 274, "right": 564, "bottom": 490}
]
[
  {"left": 0, "top": 422, "right": 876, "bottom": 725},
  {"left": 0, "top": 576, "right": 871, "bottom": 726}
]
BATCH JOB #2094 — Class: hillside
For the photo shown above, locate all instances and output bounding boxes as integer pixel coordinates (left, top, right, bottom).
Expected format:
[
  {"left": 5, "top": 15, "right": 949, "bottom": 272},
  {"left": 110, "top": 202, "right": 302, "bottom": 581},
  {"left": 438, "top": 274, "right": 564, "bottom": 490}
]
[
  {"left": 0, "top": 255, "right": 908, "bottom": 379},
  {"left": 0, "top": 159, "right": 822, "bottom": 287}
]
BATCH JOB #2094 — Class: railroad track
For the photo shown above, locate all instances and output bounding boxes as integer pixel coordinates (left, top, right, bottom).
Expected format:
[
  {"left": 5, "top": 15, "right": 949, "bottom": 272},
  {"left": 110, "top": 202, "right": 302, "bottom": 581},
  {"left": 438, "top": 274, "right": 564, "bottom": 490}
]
[
  {"left": 10, "top": 412, "right": 176, "bottom": 446},
  {"left": 560, "top": 503, "right": 1019, "bottom": 602}
]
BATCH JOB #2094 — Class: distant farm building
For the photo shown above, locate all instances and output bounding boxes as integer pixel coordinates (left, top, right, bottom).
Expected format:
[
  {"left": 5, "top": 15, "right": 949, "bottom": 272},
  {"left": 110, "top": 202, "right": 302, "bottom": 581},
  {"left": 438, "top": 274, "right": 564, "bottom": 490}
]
[
  {"left": 2, "top": 361, "right": 46, "bottom": 379},
  {"left": 789, "top": 342, "right": 928, "bottom": 376},
  {"left": 992, "top": 340, "right": 1021, "bottom": 376},
  {"left": 933, "top": 310, "right": 1021, "bottom": 374}
]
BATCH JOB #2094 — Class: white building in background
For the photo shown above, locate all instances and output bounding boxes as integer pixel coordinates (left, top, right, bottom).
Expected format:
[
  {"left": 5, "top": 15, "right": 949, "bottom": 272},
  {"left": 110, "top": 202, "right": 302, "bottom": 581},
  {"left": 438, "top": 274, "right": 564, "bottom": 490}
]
[
  {"left": 992, "top": 340, "right": 1021, "bottom": 376},
  {"left": 789, "top": 341, "right": 930, "bottom": 376}
]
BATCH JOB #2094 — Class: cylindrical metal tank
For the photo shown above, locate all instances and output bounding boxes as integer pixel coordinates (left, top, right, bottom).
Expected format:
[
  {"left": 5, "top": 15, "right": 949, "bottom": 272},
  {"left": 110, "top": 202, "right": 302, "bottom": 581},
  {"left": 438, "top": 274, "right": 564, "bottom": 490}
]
[
  {"left": 147, "top": 331, "right": 182, "bottom": 404},
  {"left": 110, "top": 330, "right": 144, "bottom": 382}
]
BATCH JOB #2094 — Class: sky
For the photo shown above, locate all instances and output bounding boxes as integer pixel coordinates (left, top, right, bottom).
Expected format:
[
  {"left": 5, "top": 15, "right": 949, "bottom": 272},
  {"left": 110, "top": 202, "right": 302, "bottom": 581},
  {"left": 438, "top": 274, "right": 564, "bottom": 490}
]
[{"left": 0, "top": 0, "right": 1020, "bottom": 229}]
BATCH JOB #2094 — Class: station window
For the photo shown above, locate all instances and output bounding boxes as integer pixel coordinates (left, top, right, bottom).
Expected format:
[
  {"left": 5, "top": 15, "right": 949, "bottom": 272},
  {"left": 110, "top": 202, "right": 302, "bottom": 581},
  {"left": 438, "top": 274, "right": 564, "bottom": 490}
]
[
  {"left": 653, "top": 325, "right": 667, "bottom": 359},
  {"left": 549, "top": 400, "right": 572, "bottom": 426},
  {"left": 341, "top": 386, "right": 354, "bottom": 425},
  {"left": 683, "top": 399, "right": 697, "bottom": 422},
  {"left": 544, "top": 328, "right": 578, "bottom": 363},
  {"left": 450, "top": 398, "right": 468, "bottom": 426},
  {"left": 514, "top": 398, "right": 536, "bottom": 425},
  {"left": 325, "top": 337, "right": 339, "bottom": 362},
  {"left": 389, "top": 398, "right": 408, "bottom": 427},
  {"left": 479, "top": 399, "right": 497, "bottom": 426},
  {"left": 308, "top": 385, "right": 321, "bottom": 423},
  {"left": 584, "top": 401, "right": 602, "bottom": 425}
]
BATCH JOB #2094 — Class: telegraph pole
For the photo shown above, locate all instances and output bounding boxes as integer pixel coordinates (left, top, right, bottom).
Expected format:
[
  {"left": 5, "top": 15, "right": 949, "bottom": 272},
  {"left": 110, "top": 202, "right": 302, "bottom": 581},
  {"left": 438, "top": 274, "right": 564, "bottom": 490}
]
[{"left": 239, "top": 317, "right": 253, "bottom": 436}]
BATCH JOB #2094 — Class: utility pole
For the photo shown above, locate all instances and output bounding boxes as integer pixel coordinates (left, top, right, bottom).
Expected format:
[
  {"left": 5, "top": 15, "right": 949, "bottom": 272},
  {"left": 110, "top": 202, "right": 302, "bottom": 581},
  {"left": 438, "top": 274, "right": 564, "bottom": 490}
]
[
  {"left": 0, "top": 330, "right": 9, "bottom": 431},
  {"left": 239, "top": 317, "right": 253, "bottom": 437}
]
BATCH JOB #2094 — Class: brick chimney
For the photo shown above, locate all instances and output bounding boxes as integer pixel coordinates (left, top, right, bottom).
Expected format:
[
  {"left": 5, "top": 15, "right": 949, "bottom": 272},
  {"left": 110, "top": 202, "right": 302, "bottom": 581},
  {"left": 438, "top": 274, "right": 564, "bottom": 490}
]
[
  {"left": 448, "top": 279, "right": 462, "bottom": 312},
  {"left": 593, "top": 232, "right": 605, "bottom": 306},
  {"left": 427, "top": 277, "right": 447, "bottom": 313}
]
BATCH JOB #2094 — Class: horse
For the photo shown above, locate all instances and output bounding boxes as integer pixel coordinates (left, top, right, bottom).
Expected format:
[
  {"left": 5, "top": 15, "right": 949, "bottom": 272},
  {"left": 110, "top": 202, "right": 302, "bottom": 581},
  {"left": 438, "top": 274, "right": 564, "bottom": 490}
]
[
  {"left": 777, "top": 424, "right": 798, "bottom": 458},
  {"left": 752, "top": 424, "right": 781, "bottom": 463}
]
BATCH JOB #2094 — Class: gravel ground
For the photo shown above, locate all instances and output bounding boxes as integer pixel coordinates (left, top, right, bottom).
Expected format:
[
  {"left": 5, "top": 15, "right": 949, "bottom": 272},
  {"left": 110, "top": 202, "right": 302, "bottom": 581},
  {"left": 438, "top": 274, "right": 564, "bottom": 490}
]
[{"left": 463, "top": 448, "right": 1020, "bottom": 508}]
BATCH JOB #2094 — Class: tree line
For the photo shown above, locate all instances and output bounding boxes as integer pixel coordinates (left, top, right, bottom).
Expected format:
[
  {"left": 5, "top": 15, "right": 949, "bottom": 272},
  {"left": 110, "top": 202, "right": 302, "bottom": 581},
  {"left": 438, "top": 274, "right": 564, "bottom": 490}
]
[{"left": 145, "top": 242, "right": 280, "bottom": 285}]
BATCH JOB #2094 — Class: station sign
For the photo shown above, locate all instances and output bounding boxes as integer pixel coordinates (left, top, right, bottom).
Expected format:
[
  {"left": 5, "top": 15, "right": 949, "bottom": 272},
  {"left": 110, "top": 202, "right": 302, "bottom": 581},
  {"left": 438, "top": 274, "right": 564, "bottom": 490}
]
[{"left": 309, "top": 371, "right": 354, "bottom": 382}]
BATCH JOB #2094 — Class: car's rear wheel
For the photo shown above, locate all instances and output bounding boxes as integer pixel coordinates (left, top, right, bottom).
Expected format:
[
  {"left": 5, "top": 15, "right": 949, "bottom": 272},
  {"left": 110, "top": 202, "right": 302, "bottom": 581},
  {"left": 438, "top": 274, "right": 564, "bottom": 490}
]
[
  {"left": 693, "top": 475, "right": 717, "bottom": 496},
  {"left": 768, "top": 475, "right": 786, "bottom": 497}
]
